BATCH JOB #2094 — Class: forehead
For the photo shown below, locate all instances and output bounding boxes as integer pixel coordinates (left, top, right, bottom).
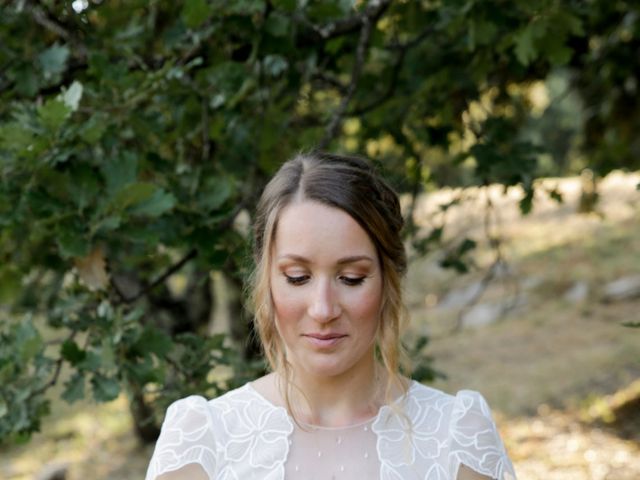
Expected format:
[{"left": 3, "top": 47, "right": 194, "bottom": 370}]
[{"left": 272, "top": 201, "right": 377, "bottom": 258}]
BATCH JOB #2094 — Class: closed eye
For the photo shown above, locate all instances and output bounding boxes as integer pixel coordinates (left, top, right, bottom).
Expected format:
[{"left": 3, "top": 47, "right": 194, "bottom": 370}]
[
  {"left": 341, "top": 276, "right": 366, "bottom": 286},
  {"left": 285, "top": 274, "right": 309, "bottom": 285}
]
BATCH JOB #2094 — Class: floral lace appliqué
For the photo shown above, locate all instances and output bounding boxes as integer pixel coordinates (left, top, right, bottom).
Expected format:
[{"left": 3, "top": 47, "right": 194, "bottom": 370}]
[{"left": 213, "top": 386, "right": 293, "bottom": 478}]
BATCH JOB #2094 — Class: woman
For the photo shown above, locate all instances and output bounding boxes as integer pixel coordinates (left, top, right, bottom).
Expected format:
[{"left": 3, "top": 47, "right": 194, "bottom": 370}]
[{"left": 145, "top": 152, "right": 517, "bottom": 480}]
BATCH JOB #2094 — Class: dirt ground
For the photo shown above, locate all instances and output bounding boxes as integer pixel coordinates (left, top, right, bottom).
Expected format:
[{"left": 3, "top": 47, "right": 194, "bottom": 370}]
[{"left": 1, "top": 171, "right": 639, "bottom": 480}]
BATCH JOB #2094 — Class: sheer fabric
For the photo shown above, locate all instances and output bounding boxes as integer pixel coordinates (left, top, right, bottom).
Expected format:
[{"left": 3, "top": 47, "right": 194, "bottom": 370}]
[{"left": 145, "top": 381, "right": 516, "bottom": 480}]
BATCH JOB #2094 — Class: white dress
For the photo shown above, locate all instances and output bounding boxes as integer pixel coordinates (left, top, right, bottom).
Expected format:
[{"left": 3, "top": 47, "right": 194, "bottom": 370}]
[{"left": 145, "top": 381, "right": 517, "bottom": 480}]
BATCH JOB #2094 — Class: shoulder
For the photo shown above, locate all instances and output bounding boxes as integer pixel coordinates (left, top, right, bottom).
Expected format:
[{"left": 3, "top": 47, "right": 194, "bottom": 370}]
[
  {"left": 162, "top": 383, "right": 254, "bottom": 420},
  {"left": 404, "top": 383, "right": 500, "bottom": 438},
  {"left": 146, "top": 383, "right": 281, "bottom": 480},
  {"left": 145, "top": 395, "right": 221, "bottom": 480},
  {"left": 154, "top": 383, "right": 266, "bottom": 448},
  {"left": 405, "top": 382, "right": 494, "bottom": 418},
  {"left": 403, "top": 383, "right": 517, "bottom": 479}
]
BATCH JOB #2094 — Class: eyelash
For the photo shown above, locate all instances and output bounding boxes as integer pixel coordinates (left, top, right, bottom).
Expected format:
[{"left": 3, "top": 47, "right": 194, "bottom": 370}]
[{"left": 284, "top": 275, "right": 366, "bottom": 286}]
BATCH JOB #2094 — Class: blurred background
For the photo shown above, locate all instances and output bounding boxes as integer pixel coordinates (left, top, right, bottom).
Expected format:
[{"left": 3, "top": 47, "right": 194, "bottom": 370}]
[{"left": 0, "top": 1, "right": 638, "bottom": 479}]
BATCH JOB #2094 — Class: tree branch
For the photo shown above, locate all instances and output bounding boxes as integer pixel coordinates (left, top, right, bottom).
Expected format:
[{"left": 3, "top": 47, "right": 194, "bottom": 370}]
[
  {"left": 29, "top": 330, "right": 78, "bottom": 399},
  {"left": 296, "top": 0, "right": 391, "bottom": 40},
  {"left": 311, "top": 71, "right": 348, "bottom": 94},
  {"left": 385, "top": 24, "right": 436, "bottom": 51},
  {"left": 348, "top": 49, "right": 405, "bottom": 116},
  {"left": 113, "top": 248, "right": 199, "bottom": 304},
  {"left": 25, "top": 1, "right": 89, "bottom": 59},
  {"left": 201, "top": 96, "right": 210, "bottom": 162},
  {"left": 348, "top": 24, "right": 437, "bottom": 116},
  {"left": 452, "top": 188, "right": 516, "bottom": 333}
]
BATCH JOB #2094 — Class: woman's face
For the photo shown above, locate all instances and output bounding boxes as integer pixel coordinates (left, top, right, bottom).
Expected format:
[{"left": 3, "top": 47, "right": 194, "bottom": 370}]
[{"left": 270, "top": 200, "right": 383, "bottom": 380}]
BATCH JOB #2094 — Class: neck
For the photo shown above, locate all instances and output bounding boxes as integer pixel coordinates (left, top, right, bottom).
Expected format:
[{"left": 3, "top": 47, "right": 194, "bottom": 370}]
[{"left": 282, "top": 353, "right": 385, "bottom": 427}]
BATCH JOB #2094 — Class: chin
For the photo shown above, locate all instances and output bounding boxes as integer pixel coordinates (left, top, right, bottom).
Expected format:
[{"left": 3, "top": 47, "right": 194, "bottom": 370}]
[{"left": 296, "top": 356, "right": 358, "bottom": 379}]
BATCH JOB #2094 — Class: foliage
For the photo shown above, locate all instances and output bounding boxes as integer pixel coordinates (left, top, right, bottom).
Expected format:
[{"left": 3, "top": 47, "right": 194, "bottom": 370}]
[{"left": 0, "top": 0, "right": 638, "bottom": 443}]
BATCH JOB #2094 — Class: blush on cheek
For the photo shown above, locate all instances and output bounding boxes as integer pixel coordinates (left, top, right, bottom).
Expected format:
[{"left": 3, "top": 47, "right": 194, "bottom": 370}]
[{"left": 272, "top": 291, "right": 302, "bottom": 330}]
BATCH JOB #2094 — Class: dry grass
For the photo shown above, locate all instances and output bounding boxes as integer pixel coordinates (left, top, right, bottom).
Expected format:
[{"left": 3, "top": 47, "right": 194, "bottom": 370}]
[{"left": 406, "top": 170, "right": 640, "bottom": 479}]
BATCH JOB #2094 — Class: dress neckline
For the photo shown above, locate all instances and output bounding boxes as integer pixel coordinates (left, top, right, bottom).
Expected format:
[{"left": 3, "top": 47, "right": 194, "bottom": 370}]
[{"left": 245, "top": 380, "right": 416, "bottom": 431}]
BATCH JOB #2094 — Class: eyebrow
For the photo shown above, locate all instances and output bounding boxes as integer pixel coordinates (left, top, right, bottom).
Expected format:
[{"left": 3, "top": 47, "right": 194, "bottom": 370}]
[{"left": 277, "top": 254, "right": 375, "bottom": 265}]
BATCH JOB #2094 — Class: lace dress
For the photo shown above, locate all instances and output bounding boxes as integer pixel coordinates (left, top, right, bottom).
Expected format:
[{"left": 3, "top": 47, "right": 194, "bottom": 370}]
[{"left": 145, "top": 381, "right": 517, "bottom": 480}]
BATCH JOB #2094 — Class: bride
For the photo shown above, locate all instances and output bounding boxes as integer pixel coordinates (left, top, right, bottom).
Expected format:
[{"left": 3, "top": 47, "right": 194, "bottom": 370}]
[{"left": 145, "top": 152, "right": 517, "bottom": 480}]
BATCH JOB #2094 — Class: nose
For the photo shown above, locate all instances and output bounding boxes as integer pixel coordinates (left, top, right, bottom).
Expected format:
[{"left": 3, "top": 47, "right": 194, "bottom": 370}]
[{"left": 308, "top": 278, "right": 341, "bottom": 322}]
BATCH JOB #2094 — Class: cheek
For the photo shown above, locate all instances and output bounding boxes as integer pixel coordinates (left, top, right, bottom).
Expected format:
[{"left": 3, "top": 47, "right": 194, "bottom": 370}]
[
  {"left": 349, "top": 286, "right": 383, "bottom": 326},
  {"left": 271, "top": 283, "right": 303, "bottom": 332}
]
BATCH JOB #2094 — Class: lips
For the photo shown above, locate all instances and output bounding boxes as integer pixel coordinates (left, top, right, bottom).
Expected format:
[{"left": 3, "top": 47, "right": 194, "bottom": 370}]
[{"left": 302, "top": 333, "right": 347, "bottom": 348}]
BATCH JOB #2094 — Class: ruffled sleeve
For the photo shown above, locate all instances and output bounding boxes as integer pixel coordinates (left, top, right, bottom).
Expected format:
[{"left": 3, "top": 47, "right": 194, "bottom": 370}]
[
  {"left": 145, "top": 395, "right": 218, "bottom": 480},
  {"left": 447, "top": 390, "right": 517, "bottom": 480}
]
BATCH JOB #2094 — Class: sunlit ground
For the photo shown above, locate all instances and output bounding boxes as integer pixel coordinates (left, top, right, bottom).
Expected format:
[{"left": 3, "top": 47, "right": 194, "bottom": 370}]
[{"left": 1, "top": 171, "right": 639, "bottom": 479}]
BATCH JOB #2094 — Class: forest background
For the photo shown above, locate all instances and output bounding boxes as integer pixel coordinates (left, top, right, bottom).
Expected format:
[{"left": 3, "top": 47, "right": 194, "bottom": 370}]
[{"left": 0, "top": 0, "right": 639, "bottom": 478}]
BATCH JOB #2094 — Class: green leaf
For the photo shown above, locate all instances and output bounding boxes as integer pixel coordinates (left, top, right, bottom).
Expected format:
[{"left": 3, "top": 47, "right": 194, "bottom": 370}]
[
  {"left": 469, "top": 19, "right": 497, "bottom": 49},
  {"left": 458, "top": 238, "right": 477, "bottom": 255},
  {"left": 0, "top": 122, "right": 34, "bottom": 152},
  {"left": 515, "top": 25, "right": 536, "bottom": 66},
  {"left": 61, "top": 340, "right": 87, "bottom": 365},
  {"left": 127, "top": 357, "right": 162, "bottom": 384},
  {"left": 99, "top": 339, "right": 117, "bottom": 372},
  {"left": 38, "top": 44, "right": 70, "bottom": 79},
  {"left": 102, "top": 152, "right": 138, "bottom": 196},
  {"left": 61, "top": 373, "right": 85, "bottom": 403},
  {"left": 92, "top": 215, "right": 121, "bottom": 234},
  {"left": 0, "top": 267, "right": 22, "bottom": 304},
  {"left": 182, "top": 0, "right": 211, "bottom": 28},
  {"left": 91, "top": 374, "right": 120, "bottom": 402},
  {"left": 198, "top": 176, "right": 233, "bottom": 211},
  {"left": 56, "top": 229, "right": 90, "bottom": 259},
  {"left": 546, "top": 43, "right": 572, "bottom": 66},
  {"left": 13, "top": 65, "right": 39, "bottom": 97},
  {"left": 111, "top": 182, "right": 156, "bottom": 211},
  {"left": 272, "top": 0, "right": 296, "bottom": 11},
  {"left": 265, "top": 12, "right": 290, "bottom": 37},
  {"left": 14, "top": 320, "right": 43, "bottom": 362},
  {"left": 135, "top": 326, "right": 173, "bottom": 357},
  {"left": 129, "top": 188, "right": 176, "bottom": 217},
  {"left": 80, "top": 114, "right": 108, "bottom": 144},
  {"left": 38, "top": 98, "right": 71, "bottom": 130},
  {"left": 69, "top": 164, "right": 99, "bottom": 210},
  {"left": 37, "top": 169, "right": 71, "bottom": 201},
  {"left": 78, "top": 351, "right": 102, "bottom": 372},
  {"left": 225, "top": 0, "right": 265, "bottom": 15}
]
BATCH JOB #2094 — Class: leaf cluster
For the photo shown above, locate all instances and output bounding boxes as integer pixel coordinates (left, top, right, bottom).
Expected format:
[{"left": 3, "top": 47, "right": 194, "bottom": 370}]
[{"left": 0, "top": 0, "right": 638, "bottom": 443}]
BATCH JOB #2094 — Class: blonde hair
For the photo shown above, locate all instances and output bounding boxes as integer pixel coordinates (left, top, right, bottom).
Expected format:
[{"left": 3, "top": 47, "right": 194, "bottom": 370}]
[{"left": 248, "top": 152, "right": 410, "bottom": 412}]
